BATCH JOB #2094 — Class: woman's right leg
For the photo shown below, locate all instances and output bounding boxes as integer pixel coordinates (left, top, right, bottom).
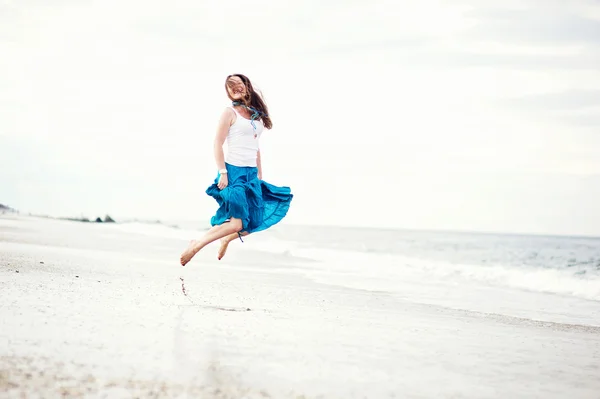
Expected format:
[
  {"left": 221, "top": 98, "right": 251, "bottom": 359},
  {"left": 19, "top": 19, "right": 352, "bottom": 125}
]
[{"left": 218, "top": 231, "right": 250, "bottom": 260}]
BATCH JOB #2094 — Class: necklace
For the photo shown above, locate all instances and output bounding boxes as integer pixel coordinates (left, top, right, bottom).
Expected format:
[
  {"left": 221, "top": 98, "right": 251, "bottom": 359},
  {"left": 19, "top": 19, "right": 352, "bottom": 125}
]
[{"left": 232, "top": 101, "right": 266, "bottom": 134}]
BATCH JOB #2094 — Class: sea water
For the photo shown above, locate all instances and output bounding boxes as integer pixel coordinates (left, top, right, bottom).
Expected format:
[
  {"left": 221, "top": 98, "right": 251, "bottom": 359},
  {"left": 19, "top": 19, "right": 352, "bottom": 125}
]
[
  {"left": 268, "top": 225, "right": 600, "bottom": 298},
  {"left": 261, "top": 224, "right": 600, "bottom": 325}
]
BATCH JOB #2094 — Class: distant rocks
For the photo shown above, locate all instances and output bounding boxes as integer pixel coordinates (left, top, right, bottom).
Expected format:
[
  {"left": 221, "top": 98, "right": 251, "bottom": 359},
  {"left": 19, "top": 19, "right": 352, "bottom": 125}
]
[
  {"left": 95, "top": 215, "right": 116, "bottom": 223},
  {"left": 61, "top": 214, "right": 117, "bottom": 223},
  {"left": 0, "top": 203, "right": 18, "bottom": 214}
]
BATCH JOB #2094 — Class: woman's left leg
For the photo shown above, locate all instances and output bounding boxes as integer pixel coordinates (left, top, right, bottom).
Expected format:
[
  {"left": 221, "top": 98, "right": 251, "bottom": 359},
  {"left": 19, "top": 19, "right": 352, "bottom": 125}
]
[{"left": 180, "top": 218, "right": 243, "bottom": 266}]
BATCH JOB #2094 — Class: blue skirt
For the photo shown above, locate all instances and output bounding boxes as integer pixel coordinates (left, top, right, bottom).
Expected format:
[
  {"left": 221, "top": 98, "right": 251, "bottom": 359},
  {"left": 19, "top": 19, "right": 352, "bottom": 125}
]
[{"left": 205, "top": 163, "right": 293, "bottom": 234}]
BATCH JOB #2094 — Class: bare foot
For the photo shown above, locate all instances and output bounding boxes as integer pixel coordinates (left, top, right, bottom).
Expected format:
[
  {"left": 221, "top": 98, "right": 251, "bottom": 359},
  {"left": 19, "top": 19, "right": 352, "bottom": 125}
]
[
  {"left": 217, "top": 237, "right": 230, "bottom": 260},
  {"left": 180, "top": 240, "right": 200, "bottom": 266}
]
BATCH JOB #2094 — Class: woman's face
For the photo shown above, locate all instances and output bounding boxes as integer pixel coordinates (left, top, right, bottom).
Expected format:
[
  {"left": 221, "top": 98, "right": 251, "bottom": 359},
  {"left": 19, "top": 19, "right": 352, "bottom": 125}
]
[{"left": 226, "top": 76, "right": 247, "bottom": 100}]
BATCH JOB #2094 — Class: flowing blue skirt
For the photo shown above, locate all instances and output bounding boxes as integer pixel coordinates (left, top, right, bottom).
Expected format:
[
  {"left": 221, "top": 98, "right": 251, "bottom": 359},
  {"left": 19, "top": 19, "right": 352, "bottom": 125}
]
[{"left": 205, "top": 163, "right": 293, "bottom": 234}]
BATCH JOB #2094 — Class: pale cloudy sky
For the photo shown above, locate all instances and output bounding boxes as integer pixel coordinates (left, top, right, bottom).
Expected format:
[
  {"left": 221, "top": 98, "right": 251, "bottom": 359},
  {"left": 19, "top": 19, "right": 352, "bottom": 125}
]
[{"left": 1, "top": 0, "right": 600, "bottom": 236}]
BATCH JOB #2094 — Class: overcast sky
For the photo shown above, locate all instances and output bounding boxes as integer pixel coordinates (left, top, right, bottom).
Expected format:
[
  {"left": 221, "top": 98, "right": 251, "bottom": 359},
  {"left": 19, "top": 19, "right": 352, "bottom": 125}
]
[{"left": 1, "top": 0, "right": 600, "bottom": 236}]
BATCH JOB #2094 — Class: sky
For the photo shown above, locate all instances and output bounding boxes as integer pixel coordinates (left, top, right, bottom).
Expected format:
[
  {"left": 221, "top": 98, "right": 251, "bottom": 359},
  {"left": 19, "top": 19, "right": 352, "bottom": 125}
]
[{"left": 1, "top": 0, "right": 600, "bottom": 236}]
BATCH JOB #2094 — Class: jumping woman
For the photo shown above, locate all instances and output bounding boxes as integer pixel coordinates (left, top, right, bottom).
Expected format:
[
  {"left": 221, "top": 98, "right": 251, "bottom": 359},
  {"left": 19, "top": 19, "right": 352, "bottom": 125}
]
[{"left": 180, "top": 74, "right": 293, "bottom": 266}]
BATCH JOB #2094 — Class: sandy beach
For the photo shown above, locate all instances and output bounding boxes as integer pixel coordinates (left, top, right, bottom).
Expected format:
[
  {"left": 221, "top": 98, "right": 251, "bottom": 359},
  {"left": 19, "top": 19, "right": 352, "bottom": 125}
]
[{"left": 1, "top": 215, "right": 600, "bottom": 398}]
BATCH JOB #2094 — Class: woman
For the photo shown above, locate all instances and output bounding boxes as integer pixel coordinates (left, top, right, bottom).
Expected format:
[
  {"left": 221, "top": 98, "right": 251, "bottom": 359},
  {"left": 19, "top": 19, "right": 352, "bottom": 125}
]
[{"left": 180, "top": 74, "right": 293, "bottom": 266}]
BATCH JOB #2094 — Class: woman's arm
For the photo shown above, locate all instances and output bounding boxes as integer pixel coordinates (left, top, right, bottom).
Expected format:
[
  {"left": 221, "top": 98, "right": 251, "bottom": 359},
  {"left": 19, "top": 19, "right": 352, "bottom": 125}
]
[
  {"left": 257, "top": 149, "right": 262, "bottom": 180},
  {"left": 214, "top": 108, "right": 233, "bottom": 169},
  {"left": 215, "top": 108, "right": 234, "bottom": 189}
]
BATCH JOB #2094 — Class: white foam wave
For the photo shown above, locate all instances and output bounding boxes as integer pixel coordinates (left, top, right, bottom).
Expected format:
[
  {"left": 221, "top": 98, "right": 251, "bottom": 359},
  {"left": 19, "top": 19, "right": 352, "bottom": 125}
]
[
  {"left": 287, "top": 247, "right": 600, "bottom": 302},
  {"left": 417, "top": 257, "right": 600, "bottom": 302}
]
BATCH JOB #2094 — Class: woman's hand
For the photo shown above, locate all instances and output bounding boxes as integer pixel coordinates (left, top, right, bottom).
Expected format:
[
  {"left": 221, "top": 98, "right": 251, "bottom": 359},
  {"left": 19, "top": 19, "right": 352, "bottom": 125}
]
[{"left": 218, "top": 173, "right": 228, "bottom": 190}]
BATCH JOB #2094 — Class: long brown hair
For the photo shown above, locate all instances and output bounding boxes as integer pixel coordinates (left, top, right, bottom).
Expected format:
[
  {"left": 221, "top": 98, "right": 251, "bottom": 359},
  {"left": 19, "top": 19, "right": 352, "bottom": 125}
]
[{"left": 225, "top": 74, "right": 272, "bottom": 129}]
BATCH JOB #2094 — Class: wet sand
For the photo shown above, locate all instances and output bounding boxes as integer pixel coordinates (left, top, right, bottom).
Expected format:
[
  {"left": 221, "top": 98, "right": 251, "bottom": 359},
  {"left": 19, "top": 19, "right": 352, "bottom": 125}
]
[{"left": 1, "top": 215, "right": 599, "bottom": 398}]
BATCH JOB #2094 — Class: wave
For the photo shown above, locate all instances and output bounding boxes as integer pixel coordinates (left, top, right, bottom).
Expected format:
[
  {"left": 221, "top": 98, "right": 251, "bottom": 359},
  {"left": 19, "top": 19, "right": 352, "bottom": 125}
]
[
  {"left": 291, "top": 247, "right": 600, "bottom": 302},
  {"left": 415, "top": 256, "right": 600, "bottom": 302}
]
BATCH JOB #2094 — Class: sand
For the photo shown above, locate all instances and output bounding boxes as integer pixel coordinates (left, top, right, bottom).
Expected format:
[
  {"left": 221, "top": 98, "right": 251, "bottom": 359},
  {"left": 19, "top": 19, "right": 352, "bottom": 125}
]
[{"left": 1, "top": 215, "right": 600, "bottom": 398}]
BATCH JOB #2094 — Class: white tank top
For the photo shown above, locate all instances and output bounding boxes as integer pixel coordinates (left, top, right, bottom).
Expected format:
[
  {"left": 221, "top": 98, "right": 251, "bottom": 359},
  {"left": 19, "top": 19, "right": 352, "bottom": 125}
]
[{"left": 225, "top": 106, "right": 264, "bottom": 167}]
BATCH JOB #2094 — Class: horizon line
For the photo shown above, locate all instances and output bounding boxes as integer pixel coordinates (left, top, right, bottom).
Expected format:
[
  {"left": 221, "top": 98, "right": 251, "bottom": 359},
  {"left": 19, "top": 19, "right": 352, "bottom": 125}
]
[{"left": 4, "top": 210, "right": 600, "bottom": 241}]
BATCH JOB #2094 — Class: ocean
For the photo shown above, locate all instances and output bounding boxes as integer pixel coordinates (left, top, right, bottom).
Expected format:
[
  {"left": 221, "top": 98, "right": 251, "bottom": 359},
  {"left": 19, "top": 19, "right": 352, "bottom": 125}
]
[{"left": 268, "top": 224, "right": 600, "bottom": 300}]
